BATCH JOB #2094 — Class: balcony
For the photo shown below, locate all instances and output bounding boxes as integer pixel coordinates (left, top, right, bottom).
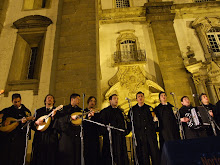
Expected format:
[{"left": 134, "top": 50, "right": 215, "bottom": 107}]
[{"left": 113, "top": 50, "right": 146, "bottom": 65}]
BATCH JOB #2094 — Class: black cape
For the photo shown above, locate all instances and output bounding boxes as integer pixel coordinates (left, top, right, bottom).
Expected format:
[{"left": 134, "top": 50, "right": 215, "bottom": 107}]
[
  {"left": 214, "top": 101, "right": 220, "bottom": 135},
  {"left": 30, "top": 106, "right": 58, "bottom": 165},
  {"left": 202, "top": 103, "right": 218, "bottom": 136},
  {"left": 129, "top": 103, "right": 160, "bottom": 165},
  {"left": 0, "top": 104, "right": 31, "bottom": 165},
  {"left": 100, "top": 105, "right": 129, "bottom": 165},
  {"left": 179, "top": 105, "right": 207, "bottom": 139},
  {"left": 53, "top": 104, "right": 82, "bottom": 165},
  {"left": 83, "top": 108, "right": 101, "bottom": 165},
  {"left": 154, "top": 103, "right": 180, "bottom": 149}
]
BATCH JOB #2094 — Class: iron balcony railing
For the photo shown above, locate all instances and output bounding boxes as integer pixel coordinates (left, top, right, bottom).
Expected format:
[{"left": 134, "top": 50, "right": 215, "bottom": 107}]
[{"left": 113, "top": 50, "right": 146, "bottom": 65}]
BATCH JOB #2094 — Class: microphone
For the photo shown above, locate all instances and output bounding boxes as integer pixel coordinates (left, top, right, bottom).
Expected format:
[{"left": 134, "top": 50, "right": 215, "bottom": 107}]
[
  {"left": 192, "top": 94, "right": 198, "bottom": 97},
  {"left": 125, "top": 97, "right": 130, "bottom": 101},
  {"left": 82, "top": 93, "right": 85, "bottom": 97},
  {"left": 170, "top": 92, "right": 175, "bottom": 95}
]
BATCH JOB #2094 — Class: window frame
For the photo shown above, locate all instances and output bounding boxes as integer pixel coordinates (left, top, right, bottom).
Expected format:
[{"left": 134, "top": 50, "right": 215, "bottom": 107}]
[
  {"left": 4, "top": 15, "right": 52, "bottom": 96},
  {"left": 207, "top": 29, "right": 220, "bottom": 57},
  {"left": 113, "top": 0, "right": 132, "bottom": 9}
]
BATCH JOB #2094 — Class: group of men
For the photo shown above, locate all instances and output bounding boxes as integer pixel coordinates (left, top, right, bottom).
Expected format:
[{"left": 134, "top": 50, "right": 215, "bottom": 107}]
[{"left": 0, "top": 91, "right": 219, "bottom": 165}]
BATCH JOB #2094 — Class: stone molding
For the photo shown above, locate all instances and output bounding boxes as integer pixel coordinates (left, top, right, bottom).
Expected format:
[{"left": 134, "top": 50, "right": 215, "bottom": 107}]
[
  {"left": 99, "top": 7, "right": 146, "bottom": 24},
  {"left": 5, "top": 79, "right": 39, "bottom": 96},
  {"left": 145, "top": 2, "right": 175, "bottom": 22},
  {"left": 13, "top": 15, "right": 52, "bottom": 29},
  {"left": 191, "top": 16, "right": 220, "bottom": 60}
]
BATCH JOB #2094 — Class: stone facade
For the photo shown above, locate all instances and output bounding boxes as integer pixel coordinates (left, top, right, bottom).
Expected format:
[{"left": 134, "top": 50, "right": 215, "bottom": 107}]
[{"left": 0, "top": 0, "right": 220, "bottom": 163}]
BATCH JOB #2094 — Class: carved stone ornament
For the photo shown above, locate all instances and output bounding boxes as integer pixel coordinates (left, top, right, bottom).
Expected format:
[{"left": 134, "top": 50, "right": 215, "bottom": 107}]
[
  {"left": 103, "top": 65, "right": 164, "bottom": 113},
  {"left": 186, "top": 61, "right": 207, "bottom": 77},
  {"left": 192, "top": 16, "right": 220, "bottom": 32},
  {"left": 13, "top": 15, "right": 53, "bottom": 29},
  {"left": 184, "top": 46, "right": 197, "bottom": 66},
  {"left": 191, "top": 16, "right": 220, "bottom": 59},
  {"left": 118, "top": 65, "right": 146, "bottom": 94}
]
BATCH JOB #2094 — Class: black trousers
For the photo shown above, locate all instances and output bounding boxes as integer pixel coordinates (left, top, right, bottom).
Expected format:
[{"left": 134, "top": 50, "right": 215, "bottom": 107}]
[{"left": 136, "top": 133, "right": 160, "bottom": 165}]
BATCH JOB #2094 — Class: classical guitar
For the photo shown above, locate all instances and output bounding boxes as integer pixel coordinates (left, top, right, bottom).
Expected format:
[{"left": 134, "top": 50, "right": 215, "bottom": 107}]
[
  {"left": 0, "top": 116, "right": 34, "bottom": 132},
  {"left": 71, "top": 109, "right": 100, "bottom": 126},
  {"left": 36, "top": 105, "right": 63, "bottom": 132}
]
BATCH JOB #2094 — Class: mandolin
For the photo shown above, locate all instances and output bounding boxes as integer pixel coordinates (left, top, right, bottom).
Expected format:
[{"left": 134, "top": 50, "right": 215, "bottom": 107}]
[
  {"left": 71, "top": 109, "right": 100, "bottom": 126},
  {"left": 36, "top": 105, "right": 63, "bottom": 132},
  {"left": 0, "top": 116, "right": 34, "bottom": 132}
]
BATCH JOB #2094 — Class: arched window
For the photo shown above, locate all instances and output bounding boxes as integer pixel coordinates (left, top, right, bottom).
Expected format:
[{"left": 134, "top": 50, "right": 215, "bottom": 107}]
[
  {"left": 114, "top": 30, "right": 146, "bottom": 65},
  {"left": 120, "top": 40, "right": 137, "bottom": 62},
  {"left": 115, "top": 0, "right": 130, "bottom": 8}
]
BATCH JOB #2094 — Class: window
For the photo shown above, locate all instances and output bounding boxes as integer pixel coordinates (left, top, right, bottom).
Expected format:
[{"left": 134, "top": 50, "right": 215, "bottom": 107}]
[
  {"left": 120, "top": 40, "right": 136, "bottom": 62},
  {"left": 114, "top": 31, "right": 146, "bottom": 65},
  {"left": 23, "top": 0, "right": 51, "bottom": 10},
  {"left": 207, "top": 28, "right": 220, "bottom": 56},
  {"left": 28, "top": 47, "right": 38, "bottom": 79},
  {"left": 195, "top": 0, "right": 215, "bottom": 2},
  {"left": 115, "top": 0, "right": 130, "bottom": 8},
  {"left": 4, "top": 15, "right": 52, "bottom": 96}
]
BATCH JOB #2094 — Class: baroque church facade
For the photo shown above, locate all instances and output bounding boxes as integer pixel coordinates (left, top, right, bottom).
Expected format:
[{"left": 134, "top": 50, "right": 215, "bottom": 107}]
[{"left": 0, "top": 0, "right": 220, "bottom": 162}]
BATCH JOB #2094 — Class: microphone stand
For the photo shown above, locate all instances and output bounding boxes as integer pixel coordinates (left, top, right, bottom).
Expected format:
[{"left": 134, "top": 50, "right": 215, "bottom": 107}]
[
  {"left": 22, "top": 121, "right": 30, "bottom": 165},
  {"left": 83, "top": 119, "right": 125, "bottom": 165},
  {"left": 21, "top": 109, "right": 37, "bottom": 165},
  {"left": 201, "top": 104, "right": 220, "bottom": 136},
  {"left": 126, "top": 98, "right": 139, "bottom": 165},
  {"left": 107, "top": 124, "right": 114, "bottom": 165},
  {"left": 80, "top": 93, "right": 85, "bottom": 165},
  {"left": 170, "top": 93, "right": 185, "bottom": 140}
]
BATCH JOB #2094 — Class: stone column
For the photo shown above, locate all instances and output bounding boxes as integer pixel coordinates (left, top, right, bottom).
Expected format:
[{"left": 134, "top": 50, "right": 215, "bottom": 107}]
[
  {"left": 186, "top": 62, "right": 211, "bottom": 104},
  {"left": 145, "top": 2, "right": 194, "bottom": 107},
  {"left": 54, "top": 0, "right": 98, "bottom": 106}
]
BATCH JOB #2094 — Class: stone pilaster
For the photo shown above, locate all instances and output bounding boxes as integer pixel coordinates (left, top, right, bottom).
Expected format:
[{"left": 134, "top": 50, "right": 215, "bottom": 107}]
[
  {"left": 54, "top": 0, "right": 98, "bottom": 106},
  {"left": 145, "top": 2, "right": 194, "bottom": 107}
]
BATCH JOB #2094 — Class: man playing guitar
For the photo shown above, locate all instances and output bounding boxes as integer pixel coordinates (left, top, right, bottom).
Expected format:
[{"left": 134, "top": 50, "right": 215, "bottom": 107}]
[
  {"left": 30, "top": 94, "right": 59, "bottom": 165},
  {"left": 0, "top": 93, "right": 32, "bottom": 165}
]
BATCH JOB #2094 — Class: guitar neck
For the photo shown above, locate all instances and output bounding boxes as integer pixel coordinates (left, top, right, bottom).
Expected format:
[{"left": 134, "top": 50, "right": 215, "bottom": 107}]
[
  {"left": 44, "top": 105, "right": 63, "bottom": 120},
  {"left": 44, "top": 111, "right": 53, "bottom": 120},
  {"left": 16, "top": 119, "right": 23, "bottom": 122},
  {"left": 80, "top": 110, "right": 99, "bottom": 117}
]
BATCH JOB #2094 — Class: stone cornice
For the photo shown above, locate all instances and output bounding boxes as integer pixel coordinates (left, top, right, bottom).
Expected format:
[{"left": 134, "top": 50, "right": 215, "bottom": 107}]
[
  {"left": 172, "top": 1, "right": 220, "bottom": 10},
  {"left": 99, "top": 7, "right": 146, "bottom": 24},
  {"left": 145, "top": 2, "right": 175, "bottom": 22},
  {"left": 99, "top": 2, "right": 220, "bottom": 24},
  {"left": 172, "top": 1, "right": 220, "bottom": 19}
]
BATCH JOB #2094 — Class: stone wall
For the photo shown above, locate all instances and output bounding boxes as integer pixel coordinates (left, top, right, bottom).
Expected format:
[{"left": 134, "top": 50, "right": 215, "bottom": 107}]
[
  {"left": 55, "top": 0, "right": 98, "bottom": 106},
  {"left": 0, "top": 0, "right": 8, "bottom": 35}
]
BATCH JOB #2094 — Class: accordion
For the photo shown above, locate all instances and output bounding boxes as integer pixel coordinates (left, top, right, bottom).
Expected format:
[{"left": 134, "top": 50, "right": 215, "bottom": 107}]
[{"left": 185, "top": 108, "right": 202, "bottom": 129}]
